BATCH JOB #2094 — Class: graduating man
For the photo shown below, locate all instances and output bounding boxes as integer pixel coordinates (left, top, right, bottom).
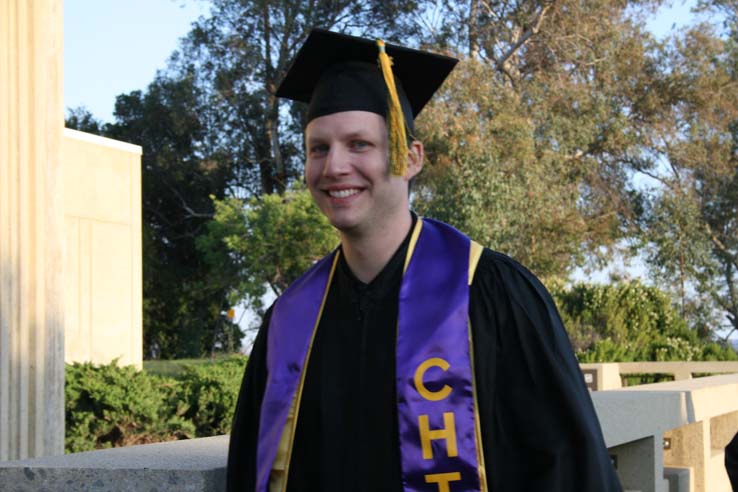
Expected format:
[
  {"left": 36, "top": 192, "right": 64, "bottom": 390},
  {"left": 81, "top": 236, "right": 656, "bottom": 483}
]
[{"left": 227, "top": 29, "right": 622, "bottom": 492}]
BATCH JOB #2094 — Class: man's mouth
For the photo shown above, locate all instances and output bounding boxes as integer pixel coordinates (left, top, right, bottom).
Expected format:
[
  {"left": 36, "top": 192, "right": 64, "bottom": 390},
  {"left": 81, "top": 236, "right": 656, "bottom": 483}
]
[{"left": 327, "top": 188, "right": 361, "bottom": 198}]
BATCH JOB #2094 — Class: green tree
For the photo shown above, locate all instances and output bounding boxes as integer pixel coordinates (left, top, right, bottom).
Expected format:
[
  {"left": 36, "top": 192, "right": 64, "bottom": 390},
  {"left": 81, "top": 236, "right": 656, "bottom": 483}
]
[
  {"left": 197, "top": 185, "right": 338, "bottom": 319},
  {"left": 177, "top": 0, "right": 422, "bottom": 196},
  {"left": 65, "top": 107, "right": 104, "bottom": 134},
  {"left": 103, "top": 72, "right": 241, "bottom": 358},
  {"left": 414, "top": 1, "right": 665, "bottom": 278},
  {"left": 414, "top": 59, "right": 586, "bottom": 276},
  {"left": 629, "top": 24, "right": 738, "bottom": 340}
]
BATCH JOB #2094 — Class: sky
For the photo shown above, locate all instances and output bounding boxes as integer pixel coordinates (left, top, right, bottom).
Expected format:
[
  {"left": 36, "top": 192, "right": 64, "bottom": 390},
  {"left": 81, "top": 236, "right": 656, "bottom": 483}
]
[
  {"left": 64, "top": 0, "right": 707, "bottom": 123},
  {"left": 64, "top": 0, "right": 209, "bottom": 122}
]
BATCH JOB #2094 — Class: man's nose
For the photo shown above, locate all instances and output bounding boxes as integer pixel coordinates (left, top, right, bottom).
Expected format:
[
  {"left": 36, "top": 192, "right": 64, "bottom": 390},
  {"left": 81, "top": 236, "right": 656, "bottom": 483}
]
[{"left": 322, "top": 146, "right": 351, "bottom": 177}]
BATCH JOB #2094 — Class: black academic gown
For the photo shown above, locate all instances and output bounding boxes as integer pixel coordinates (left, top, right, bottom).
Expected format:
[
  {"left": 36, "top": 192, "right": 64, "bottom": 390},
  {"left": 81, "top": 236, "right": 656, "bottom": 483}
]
[
  {"left": 227, "top": 220, "right": 622, "bottom": 492},
  {"left": 727, "top": 431, "right": 738, "bottom": 491}
]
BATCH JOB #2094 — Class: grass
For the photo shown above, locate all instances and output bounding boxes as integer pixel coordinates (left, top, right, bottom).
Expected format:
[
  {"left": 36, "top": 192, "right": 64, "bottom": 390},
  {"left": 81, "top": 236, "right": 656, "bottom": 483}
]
[{"left": 143, "top": 355, "right": 243, "bottom": 378}]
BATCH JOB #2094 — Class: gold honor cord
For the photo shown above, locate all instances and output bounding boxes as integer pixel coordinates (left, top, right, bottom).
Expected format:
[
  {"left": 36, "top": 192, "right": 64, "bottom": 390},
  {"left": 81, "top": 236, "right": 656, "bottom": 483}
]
[
  {"left": 376, "top": 39, "right": 409, "bottom": 177},
  {"left": 468, "top": 319, "right": 489, "bottom": 491},
  {"left": 403, "top": 219, "right": 424, "bottom": 274},
  {"left": 468, "top": 240, "right": 488, "bottom": 491},
  {"left": 270, "top": 252, "right": 341, "bottom": 492},
  {"left": 469, "top": 241, "right": 483, "bottom": 286}
]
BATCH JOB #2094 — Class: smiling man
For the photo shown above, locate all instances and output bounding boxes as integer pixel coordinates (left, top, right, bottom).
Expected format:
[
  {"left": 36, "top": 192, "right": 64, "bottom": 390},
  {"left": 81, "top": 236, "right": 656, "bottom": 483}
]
[
  {"left": 305, "top": 109, "right": 422, "bottom": 282},
  {"left": 226, "top": 29, "right": 621, "bottom": 492}
]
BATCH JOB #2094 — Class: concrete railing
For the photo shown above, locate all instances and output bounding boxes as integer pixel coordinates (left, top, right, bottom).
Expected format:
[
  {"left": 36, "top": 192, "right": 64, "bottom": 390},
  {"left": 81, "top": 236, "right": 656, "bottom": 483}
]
[
  {"left": 1, "top": 370, "right": 737, "bottom": 492},
  {"left": 0, "top": 435, "right": 228, "bottom": 492},
  {"left": 608, "top": 374, "right": 738, "bottom": 492},
  {"left": 583, "top": 363, "right": 738, "bottom": 492},
  {"left": 591, "top": 389, "right": 687, "bottom": 492},
  {"left": 580, "top": 361, "right": 738, "bottom": 391}
]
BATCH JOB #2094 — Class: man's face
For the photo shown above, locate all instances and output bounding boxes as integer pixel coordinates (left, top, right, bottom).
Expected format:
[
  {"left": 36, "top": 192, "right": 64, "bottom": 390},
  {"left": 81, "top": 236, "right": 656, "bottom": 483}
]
[{"left": 305, "top": 111, "right": 411, "bottom": 235}]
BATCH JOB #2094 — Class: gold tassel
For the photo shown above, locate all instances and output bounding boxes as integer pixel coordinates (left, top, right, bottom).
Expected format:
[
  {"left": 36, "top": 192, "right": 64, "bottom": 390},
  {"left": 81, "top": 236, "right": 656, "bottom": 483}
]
[{"left": 376, "top": 39, "right": 409, "bottom": 176}]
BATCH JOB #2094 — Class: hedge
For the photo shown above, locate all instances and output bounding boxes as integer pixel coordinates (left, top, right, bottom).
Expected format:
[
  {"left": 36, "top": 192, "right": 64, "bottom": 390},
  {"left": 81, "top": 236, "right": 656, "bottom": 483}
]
[
  {"left": 65, "top": 356, "right": 246, "bottom": 453},
  {"left": 549, "top": 280, "right": 738, "bottom": 362}
]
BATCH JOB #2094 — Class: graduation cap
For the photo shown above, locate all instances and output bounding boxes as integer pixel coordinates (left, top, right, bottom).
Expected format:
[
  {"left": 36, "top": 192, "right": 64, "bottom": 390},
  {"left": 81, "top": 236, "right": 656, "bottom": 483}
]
[{"left": 276, "top": 28, "right": 458, "bottom": 176}]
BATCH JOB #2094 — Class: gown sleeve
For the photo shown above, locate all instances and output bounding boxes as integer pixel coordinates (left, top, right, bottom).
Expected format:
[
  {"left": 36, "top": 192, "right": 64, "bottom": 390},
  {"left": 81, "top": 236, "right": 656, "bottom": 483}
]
[
  {"left": 226, "top": 306, "right": 273, "bottom": 492},
  {"left": 470, "top": 249, "right": 622, "bottom": 491}
]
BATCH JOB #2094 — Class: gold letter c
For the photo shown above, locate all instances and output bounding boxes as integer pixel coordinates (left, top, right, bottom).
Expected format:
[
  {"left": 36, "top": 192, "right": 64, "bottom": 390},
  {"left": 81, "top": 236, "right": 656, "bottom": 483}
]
[{"left": 414, "top": 357, "right": 452, "bottom": 401}]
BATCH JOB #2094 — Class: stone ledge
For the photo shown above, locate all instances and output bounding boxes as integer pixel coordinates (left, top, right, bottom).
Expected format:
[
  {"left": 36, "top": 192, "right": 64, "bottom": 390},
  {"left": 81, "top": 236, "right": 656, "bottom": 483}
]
[
  {"left": 611, "top": 373, "right": 738, "bottom": 422},
  {"left": 591, "top": 391, "right": 688, "bottom": 448},
  {"left": 0, "top": 435, "right": 228, "bottom": 492}
]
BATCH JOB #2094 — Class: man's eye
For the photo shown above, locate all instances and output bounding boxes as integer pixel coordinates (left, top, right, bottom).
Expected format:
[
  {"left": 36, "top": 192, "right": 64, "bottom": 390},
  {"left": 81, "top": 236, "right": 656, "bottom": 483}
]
[
  {"left": 351, "top": 140, "right": 370, "bottom": 150},
  {"left": 310, "top": 145, "right": 328, "bottom": 155}
]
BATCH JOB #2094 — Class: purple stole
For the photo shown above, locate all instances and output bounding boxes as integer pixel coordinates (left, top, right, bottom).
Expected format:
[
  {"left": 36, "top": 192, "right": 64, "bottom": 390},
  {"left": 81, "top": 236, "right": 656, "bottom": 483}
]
[{"left": 256, "top": 219, "right": 486, "bottom": 492}]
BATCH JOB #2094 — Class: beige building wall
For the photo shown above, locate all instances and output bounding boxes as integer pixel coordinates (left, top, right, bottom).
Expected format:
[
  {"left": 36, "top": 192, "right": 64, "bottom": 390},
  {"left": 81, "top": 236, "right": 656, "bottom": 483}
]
[
  {"left": 0, "top": 0, "right": 66, "bottom": 460},
  {"left": 62, "top": 129, "right": 143, "bottom": 368}
]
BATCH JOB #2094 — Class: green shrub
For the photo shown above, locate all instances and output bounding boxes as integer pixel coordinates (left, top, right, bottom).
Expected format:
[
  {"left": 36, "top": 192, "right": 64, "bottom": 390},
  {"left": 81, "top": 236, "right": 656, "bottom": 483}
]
[
  {"left": 697, "top": 341, "right": 738, "bottom": 361},
  {"left": 576, "top": 338, "right": 641, "bottom": 363},
  {"left": 65, "top": 357, "right": 248, "bottom": 453},
  {"left": 173, "top": 356, "right": 247, "bottom": 436},
  {"left": 65, "top": 361, "right": 195, "bottom": 453},
  {"left": 550, "top": 280, "right": 738, "bottom": 362}
]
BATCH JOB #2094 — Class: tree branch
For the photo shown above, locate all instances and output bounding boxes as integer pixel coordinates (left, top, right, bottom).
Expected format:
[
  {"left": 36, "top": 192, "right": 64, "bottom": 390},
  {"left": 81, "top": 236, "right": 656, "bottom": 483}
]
[
  {"left": 166, "top": 182, "right": 214, "bottom": 219},
  {"left": 494, "top": 2, "right": 553, "bottom": 75},
  {"left": 722, "top": 326, "right": 737, "bottom": 343},
  {"left": 705, "top": 223, "right": 738, "bottom": 270}
]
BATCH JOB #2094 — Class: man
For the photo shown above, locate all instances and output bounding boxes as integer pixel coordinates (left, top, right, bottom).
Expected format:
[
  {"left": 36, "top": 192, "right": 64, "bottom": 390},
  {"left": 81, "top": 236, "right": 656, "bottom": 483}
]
[
  {"left": 727, "top": 431, "right": 738, "bottom": 491},
  {"left": 227, "top": 29, "right": 621, "bottom": 492}
]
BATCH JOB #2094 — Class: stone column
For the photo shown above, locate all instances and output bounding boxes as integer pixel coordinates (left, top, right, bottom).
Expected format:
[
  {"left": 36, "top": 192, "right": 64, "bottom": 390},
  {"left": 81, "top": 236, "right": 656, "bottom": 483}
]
[
  {"left": 0, "top": 0, "right": 65, "bottom": 460},
  {"left": 665, "top": 419, "right": 710, "bottom": 492}
]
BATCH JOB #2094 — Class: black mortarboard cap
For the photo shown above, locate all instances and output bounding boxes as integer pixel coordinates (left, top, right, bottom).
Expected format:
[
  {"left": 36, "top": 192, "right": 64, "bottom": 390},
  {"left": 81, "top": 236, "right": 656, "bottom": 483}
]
[
  {"left": 276, "top": 28, "right": 458, "bottom": 175},
  {"left": 276, "top": 28, "right": 458, "bottom": 124}
]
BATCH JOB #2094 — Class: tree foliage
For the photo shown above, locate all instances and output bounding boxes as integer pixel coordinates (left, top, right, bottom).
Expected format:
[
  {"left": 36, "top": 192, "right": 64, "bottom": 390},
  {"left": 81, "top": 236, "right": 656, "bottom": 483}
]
[
  {"left": 92, "top": 0, "right": 422, "bottom": 356},
  {"left": 414, "top": 59, "right": 587, "bottom": 277},
  {"left": 83, "top": 72, "right": 244, "bottom": 358},
  {"left": 414, "top": 1, "right": 737, "bottom": 343},
  {"left": 65, "top": 107, "right": 105, "bottom": 134},
  {"left": 414, "top": 0, "right": 661, "bottom": 278},
  {"left": 175, "top": 0, "right": 423, "bottom": 196},
  {"left": 628, "top": 22, "right": 738, "bottom": 340},
  {"left": 197, "top": 186, "right": 338, "bottom": 318}
]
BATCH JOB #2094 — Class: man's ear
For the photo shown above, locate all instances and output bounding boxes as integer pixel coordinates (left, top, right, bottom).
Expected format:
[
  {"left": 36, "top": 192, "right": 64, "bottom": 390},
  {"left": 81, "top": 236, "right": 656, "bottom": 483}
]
[{"left": 406, "top": 140, "right": 424, "bottom": 180}]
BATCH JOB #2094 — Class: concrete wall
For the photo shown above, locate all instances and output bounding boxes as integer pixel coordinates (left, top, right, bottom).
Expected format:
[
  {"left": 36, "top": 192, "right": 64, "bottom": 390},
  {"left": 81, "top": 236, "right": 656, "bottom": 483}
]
[
  {"left": 584, "top": 364, "right": 738, "bottom": 491},
  {"left": 62, "top": 129, "right": 143, "bottom": 368},
  {"left": 0, "top": 0, "right": 66, "bottom": 461},
  {"left": 0, "top": 436, "right": 228, "bottom": 492},
  {"left": 592, "top": 390, "right": 686, "bottom": 492}
]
